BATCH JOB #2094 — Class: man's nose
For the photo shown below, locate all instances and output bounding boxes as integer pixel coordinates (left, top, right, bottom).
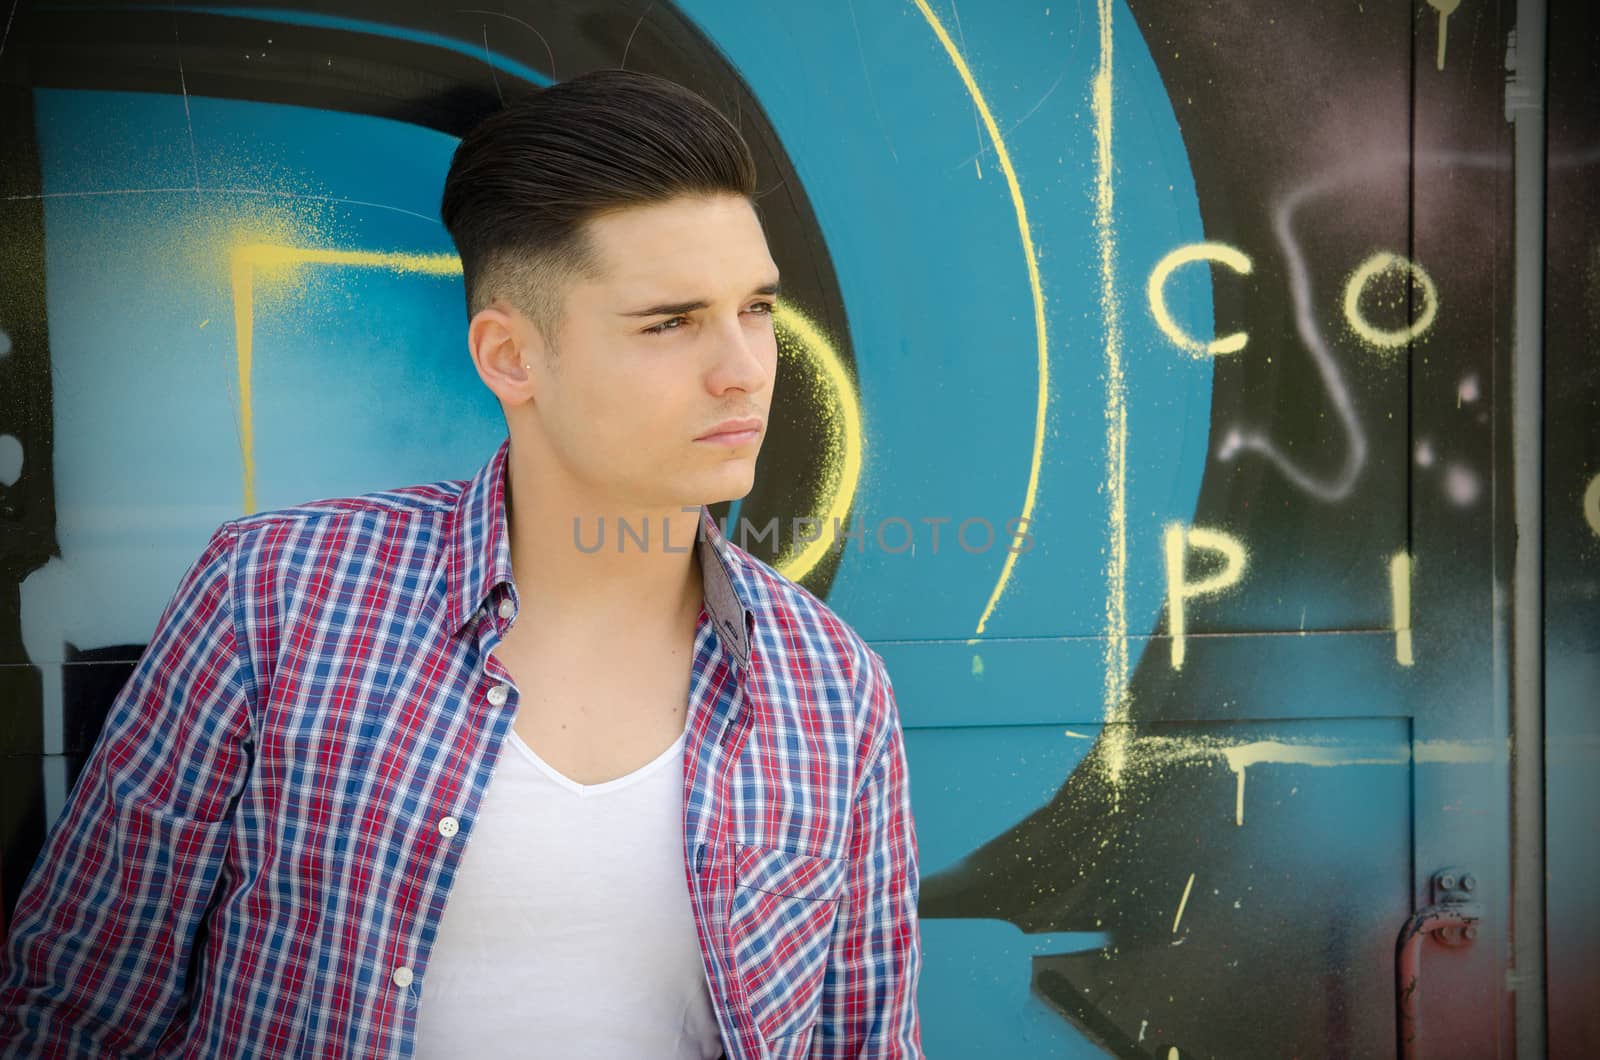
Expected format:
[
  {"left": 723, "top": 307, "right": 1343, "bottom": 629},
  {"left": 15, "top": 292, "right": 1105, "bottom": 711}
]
[{"left": 705, "top": 318, "right": 771, "bottom": 394}]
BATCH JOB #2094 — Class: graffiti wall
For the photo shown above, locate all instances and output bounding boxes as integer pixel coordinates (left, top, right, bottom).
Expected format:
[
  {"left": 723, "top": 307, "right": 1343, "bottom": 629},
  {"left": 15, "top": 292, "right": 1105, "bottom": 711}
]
[{"left": 1, "top": 0, "right": 1592, "bottom": 1056}]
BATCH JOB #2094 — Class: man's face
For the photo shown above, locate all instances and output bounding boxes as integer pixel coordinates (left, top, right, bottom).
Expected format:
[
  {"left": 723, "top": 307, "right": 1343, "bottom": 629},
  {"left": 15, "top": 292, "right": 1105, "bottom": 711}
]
[{"left": 523, "top": 193, "right": 780, "bottom": 512}]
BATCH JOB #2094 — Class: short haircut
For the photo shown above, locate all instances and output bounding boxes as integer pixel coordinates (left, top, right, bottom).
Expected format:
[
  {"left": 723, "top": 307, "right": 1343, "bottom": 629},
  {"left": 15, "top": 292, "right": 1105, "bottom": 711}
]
[{"left": 439, "top": 70, "right": 760, "bottom": 343}]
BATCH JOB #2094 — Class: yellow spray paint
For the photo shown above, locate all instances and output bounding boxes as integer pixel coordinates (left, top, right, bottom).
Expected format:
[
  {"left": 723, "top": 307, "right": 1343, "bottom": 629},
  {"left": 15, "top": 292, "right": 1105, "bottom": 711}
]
[
  {"left": 911, "top": 0, "right": 1051, "bottom": 637},
  {"left": 231, "top": 252, "right": 259, "bottom": 512},
  {"left": 1148, "top": 242, "right": 1255, "bottom": 356},
  {"left": 769, "top": 303, "right": 864, "bottom": 584},
  {"left": 1413, "top": 738, "right": 1500, "bottom": 764},
  {"left": 230, "top": 245, "right": 461, "bottom": 513},
  {"left": 1096, "top": 731, "right": 1497, "bottom": 828},
  {"left": 1427, "top": 0, "right": 1461, "bottom": 71},
  {"left": 1163, "top": 524, "right": 1248, "bottom": 669},
  {"left": 1583, "top": 472, "right": 1600, "bottom": 537},
  {"left": 1390, "top": 551, "right": 1415, "bottom": 666},
  {"left": 1172, "top": 872, "right": 1197, "bottom": 933},
  {"left": 1216, "top": 738, "right": 1503, "bottom": 825},
  {"left": 1221, "top": 741, "right": 1409, "bottom": 826},
  {"left": 1085, "top": 0, "right": 1136, "bottom": 792},
  {"left": 1343, "top": 251, "right": 1439, "bottom": 350}
]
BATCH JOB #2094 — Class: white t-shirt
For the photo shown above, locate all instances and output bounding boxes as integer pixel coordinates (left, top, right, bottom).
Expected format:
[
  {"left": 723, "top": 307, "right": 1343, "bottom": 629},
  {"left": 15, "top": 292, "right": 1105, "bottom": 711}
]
[{"left": 412, "top": 717, "right": 723, "bottom": 1059}]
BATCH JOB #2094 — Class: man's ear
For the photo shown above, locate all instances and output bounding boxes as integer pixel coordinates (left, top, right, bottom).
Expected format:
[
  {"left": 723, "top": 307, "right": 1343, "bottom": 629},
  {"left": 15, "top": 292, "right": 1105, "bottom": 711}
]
[{"left": 468, "top": 300, "right": 546, "bottom": 406}]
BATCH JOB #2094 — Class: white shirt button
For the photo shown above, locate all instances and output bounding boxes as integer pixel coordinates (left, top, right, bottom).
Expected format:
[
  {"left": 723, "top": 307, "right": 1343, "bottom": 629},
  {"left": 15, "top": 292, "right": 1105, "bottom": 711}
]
[
  {"left": 497, "top": 598, "right": 514, "bottom": 619},
  {"left": 438, "top": 816, "right": 459, "bottom": 838},
  {"left": 486, "top": 683, "right": 510, "bottom": 707},
  {"left": 392, "top": 966, "right": 414, "bottom": 988}
]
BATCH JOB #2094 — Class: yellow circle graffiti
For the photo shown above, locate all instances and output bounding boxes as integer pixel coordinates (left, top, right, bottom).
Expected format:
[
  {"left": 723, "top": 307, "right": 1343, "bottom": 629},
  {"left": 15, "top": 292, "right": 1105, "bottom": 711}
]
[
  {"left": 1343, "top": 251, "right": 1439, "bottom": 349},
  {"left": 771, "top": 304, "right": 864, "bottom": 584}
]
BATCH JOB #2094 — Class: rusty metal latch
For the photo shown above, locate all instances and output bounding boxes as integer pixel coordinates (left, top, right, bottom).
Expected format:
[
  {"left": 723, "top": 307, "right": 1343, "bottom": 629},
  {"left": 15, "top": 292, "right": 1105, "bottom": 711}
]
[{"left": 1396, "top": 867, "right": 1484, "bottom": 1059}]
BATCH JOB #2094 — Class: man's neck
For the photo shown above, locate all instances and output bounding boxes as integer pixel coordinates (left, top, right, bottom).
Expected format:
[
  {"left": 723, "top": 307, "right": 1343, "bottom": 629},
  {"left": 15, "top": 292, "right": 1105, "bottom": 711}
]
[{"left": 502, "top": 440, "right": 705, "bottom": 636}]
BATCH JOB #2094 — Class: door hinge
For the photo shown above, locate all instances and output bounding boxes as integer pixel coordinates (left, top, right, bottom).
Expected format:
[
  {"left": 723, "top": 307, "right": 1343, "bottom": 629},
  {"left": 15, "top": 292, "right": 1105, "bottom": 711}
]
[{"left": 1396, "top": 867, "right": 1484, "bottom": 1059}]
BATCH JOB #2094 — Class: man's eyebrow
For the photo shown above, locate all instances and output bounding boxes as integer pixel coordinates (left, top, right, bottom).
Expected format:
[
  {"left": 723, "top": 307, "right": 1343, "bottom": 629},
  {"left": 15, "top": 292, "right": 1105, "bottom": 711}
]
[{"left": 620, "top": 279, "right": 782, "bottom": 318}]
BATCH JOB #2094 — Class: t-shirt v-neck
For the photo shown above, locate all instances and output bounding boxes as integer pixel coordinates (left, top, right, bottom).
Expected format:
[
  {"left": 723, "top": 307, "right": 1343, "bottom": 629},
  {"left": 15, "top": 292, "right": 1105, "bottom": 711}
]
[{"left": 507, "top": 725, "right": 688, "bottom": 798}]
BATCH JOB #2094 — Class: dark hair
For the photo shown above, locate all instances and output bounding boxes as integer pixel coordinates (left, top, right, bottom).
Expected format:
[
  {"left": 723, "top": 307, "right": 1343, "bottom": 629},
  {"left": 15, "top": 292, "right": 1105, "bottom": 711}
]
[{"left": 440, "top": 69, "right": 759, "bottom": 340}]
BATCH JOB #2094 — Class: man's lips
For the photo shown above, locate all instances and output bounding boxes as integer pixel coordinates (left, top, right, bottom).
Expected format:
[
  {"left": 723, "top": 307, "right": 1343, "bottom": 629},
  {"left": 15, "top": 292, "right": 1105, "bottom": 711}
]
[{"left": 696, "top": 417, "right": 765, "bottom": 444}]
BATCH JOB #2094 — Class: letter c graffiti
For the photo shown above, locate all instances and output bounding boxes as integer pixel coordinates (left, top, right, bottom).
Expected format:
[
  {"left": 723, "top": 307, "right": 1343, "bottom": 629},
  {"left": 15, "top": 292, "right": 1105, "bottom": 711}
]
[{"left": 1148, "top": 242, "right": 1255, "bottom": 357}]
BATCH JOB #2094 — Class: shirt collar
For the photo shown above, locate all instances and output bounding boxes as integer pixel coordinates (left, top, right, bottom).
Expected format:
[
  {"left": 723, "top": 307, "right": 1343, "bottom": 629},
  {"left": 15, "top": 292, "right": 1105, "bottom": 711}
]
[{"left": 442, "top": 436, "right": 755, "bottom": 668}]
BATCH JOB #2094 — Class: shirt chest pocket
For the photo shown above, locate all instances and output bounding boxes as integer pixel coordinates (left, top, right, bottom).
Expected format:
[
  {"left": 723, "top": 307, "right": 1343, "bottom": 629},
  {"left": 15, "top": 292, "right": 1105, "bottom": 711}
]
[{"left": 728, "top": 843, "right": 848, "bottom": 1042}]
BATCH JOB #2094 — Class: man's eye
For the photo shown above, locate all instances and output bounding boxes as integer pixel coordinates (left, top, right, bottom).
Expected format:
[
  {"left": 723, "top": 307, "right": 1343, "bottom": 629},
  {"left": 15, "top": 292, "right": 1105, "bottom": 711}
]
[
  {"left": 645, "top": 316, "right": 689, "bottom": 335},
  {"left": 746, "top": 301, "right": 776, "bottom": 316}
]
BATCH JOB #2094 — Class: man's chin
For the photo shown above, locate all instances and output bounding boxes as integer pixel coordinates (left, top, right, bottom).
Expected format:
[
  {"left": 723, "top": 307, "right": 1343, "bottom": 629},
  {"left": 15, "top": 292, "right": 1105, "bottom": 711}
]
[{"left": 691, "top": 467, "right": 758, "bottom": 507}]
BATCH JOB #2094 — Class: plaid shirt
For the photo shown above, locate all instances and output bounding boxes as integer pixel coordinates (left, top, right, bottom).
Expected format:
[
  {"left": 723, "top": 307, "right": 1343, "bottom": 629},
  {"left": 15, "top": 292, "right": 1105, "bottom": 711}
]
[{"left": 0, "top": 436, "right": 922, "bottom": 1059}]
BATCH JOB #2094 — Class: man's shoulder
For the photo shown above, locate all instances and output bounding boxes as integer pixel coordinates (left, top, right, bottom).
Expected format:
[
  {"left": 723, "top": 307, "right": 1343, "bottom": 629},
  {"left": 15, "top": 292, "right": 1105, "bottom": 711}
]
[
  {"left": 224, "top": 476, "right": 468, "bottom": 538},
  {"left": 213, "top": 475, "right": 471, "bottom": 593},
  {"left": 719, "top": 540, "right": 883, "bottom": 686}
]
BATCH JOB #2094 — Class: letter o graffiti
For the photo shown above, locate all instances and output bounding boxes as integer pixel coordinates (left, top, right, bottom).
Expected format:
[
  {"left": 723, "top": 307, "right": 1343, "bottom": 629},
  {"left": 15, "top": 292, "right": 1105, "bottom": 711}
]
[{"left": 1343, "top": 251, "right": 1439, "bottom": 349}]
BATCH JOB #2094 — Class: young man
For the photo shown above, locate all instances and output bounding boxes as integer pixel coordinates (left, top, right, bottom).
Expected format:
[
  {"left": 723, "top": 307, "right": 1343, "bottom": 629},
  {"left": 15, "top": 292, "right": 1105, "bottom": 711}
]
[{"left": 0, "top": 70, "right": 921, "bottom": 1058}]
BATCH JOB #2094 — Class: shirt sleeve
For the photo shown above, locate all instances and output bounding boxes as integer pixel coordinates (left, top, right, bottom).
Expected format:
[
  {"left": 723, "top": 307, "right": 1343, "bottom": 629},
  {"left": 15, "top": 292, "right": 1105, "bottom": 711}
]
[
  {"left": 0, "top": 522, "right": 256, "bottom": 1058},
  {"left": 814, "top": 647, "right": 924, "bottom": 1058}
]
